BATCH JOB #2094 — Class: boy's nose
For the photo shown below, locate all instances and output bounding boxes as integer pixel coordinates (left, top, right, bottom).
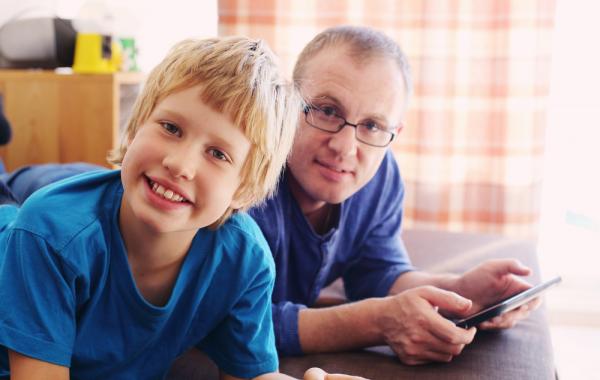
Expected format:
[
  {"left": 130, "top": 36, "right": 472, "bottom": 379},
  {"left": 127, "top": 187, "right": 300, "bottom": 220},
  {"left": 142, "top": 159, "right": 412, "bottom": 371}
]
[
  {"left": 163, "top": 146, "right": 197, "bottom": 180},
  {"left": 327, "top": 125, "right": 358, "bottom": 158}
]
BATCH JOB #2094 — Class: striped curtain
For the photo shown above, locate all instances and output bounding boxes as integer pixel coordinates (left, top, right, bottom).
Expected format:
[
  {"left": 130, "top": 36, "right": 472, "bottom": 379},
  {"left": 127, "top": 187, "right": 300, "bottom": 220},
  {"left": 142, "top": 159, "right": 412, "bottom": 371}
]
[{"left": 219, "top": 0, "right": 556, "bottom": 237}]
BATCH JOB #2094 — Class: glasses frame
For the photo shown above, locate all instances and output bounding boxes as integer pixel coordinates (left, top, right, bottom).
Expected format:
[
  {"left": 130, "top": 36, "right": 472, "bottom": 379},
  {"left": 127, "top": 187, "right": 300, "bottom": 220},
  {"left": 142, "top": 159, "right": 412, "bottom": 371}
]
[{"left": 303, "top": 105, "right": 396, "bottom": 147}]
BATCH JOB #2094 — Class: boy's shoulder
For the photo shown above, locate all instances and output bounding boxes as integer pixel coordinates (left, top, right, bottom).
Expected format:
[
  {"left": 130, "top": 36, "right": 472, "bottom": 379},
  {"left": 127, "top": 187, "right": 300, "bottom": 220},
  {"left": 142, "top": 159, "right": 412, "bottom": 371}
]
[
  {"left": 13, "top": 170, "right": 122, "bottom": 250},
  {"left": 209, "top": 212, "right": 274, "bottom": 269},
  {"left": 224, "top": 211, "right": 262, "bottom": 232},
  {"left": 219, "top": 212, "right": 267, "bottom": 245}
]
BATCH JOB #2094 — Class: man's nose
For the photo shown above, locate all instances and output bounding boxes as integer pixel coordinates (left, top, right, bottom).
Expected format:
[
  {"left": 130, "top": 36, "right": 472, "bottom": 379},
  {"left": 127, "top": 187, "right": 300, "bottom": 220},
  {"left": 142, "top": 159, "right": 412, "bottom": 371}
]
[{"left": 328, "top": 124, "right": 358, "bottom": 157}]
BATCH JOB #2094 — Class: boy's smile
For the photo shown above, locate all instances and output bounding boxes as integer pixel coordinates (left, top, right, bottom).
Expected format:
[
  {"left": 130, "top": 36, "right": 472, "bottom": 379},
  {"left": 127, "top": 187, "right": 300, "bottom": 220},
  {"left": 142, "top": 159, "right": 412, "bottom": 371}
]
[
  {"left": 119, "top": 84, "right": 250, "bottom": 240},
  {"left": 145, "top": 175, "right": 191, "bottom": 210}
]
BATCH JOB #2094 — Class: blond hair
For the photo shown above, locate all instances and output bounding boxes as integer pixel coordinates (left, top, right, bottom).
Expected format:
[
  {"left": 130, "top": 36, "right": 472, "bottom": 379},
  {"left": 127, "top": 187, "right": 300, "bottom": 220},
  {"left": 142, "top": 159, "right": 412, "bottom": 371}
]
[
  {"left": 293, "top": 25, "right": 412, "bottom": 103},
  {"left": 109, "top": 36, "right": 301, "bottom": 228}
]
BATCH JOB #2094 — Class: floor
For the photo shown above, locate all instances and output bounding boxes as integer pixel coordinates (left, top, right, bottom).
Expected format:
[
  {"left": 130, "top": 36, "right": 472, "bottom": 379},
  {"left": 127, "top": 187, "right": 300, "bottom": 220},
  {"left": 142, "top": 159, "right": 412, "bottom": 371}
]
[
  {"left": 550, "top": 323, "right": 600, "bottom": 380},
  {"left": 541, "top": 236, "right": 600, "bottom": 380},
  {"left": 538, "top": 209, "right": 600, "bottom": 379}
]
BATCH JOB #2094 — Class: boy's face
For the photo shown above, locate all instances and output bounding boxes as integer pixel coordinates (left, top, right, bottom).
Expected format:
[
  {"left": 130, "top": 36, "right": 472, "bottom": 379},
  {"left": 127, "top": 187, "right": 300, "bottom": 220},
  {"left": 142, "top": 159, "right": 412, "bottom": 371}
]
[
  {"left": 288, "top": 46, "right": 406, "bottom": 211},
  {"left": 120, "top": 84, "right": 250, "bottom": 236}
]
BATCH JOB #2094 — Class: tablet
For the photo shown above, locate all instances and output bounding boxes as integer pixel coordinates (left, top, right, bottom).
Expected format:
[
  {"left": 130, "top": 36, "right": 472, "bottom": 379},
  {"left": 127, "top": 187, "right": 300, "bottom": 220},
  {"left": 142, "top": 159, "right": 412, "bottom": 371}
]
[{"left": 452, "top": 275, "right": 562, "bottom": 329}]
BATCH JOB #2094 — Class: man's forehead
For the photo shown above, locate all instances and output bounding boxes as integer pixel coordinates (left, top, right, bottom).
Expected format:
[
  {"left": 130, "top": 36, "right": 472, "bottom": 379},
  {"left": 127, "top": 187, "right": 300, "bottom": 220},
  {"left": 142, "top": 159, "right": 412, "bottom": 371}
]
[
  {"left": 300, "top": 47, "right": 404, "bottom": 92},
  {"left": 299, "top": 50, "right": 407, "bottom": 123}
]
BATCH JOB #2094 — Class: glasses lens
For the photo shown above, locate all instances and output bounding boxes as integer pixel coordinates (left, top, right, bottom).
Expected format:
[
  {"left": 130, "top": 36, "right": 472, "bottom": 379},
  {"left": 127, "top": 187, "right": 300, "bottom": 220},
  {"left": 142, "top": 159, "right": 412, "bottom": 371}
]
[
  {"left": 306, "top": 107, "right": 343, "bottom": 132},
  {"left": 357, "top": 124, "right": 392, "bottom": 147}
]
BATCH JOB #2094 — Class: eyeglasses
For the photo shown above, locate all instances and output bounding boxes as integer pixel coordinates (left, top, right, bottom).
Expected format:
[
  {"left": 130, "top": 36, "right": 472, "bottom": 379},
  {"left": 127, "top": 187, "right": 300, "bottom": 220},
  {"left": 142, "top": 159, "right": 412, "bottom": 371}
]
[{"left": 303, "top": 105, "right": 397, "bottom": 147}]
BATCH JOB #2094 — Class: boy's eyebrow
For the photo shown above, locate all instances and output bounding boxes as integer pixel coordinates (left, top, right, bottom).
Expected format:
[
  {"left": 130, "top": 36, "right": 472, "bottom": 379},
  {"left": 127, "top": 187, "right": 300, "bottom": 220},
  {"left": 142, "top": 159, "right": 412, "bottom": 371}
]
[{"left": 154, "top": 109, "right": 188, "bottom": 125}]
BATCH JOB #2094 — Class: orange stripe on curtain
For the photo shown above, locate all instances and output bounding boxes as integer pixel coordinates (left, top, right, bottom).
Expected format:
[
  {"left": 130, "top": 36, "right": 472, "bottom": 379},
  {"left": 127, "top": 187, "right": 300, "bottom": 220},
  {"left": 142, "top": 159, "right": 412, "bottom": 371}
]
[{"left": 219, "top": 0, "right": 556, "bottom": 237}]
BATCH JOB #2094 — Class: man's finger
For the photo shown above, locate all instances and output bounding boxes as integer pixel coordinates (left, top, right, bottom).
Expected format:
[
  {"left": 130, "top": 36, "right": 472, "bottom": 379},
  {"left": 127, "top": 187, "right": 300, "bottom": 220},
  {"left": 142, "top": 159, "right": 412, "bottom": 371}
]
[
  {"left": 526, "top": 296, "right": 543, "bottom": 311},
  {"left": 398, "top": 327, "right": 471, "bottom": 356},
  {"left": 416, "top": 286, "right": 472, "bottom": 314},
  {"left": 429, "top": 316, "right": 477, "bottom": 344},
  {"left": 417, "top": 307, "right": 477, "bottom": 345},
  {"left": 492, "top": 258, "right": 531, "bottom": 276},
  {"left": 478, "top": 304, "right": 532, "bottom": 329},
  {"left": 484, "top": 295, "right": 542, "bottom": 329},
  {"left": 399, "top": 341, "right": 466, "bottom": 364}
]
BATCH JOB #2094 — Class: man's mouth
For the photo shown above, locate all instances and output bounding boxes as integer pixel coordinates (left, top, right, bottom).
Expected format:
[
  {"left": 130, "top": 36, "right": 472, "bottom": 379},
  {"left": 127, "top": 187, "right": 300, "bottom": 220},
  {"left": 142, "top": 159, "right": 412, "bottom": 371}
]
[
  {"left": 317, "top": 160, "right": 352, "bottom": 175},
  {"left": 147, "top": 178, "right": 189, "bottom": 203}
]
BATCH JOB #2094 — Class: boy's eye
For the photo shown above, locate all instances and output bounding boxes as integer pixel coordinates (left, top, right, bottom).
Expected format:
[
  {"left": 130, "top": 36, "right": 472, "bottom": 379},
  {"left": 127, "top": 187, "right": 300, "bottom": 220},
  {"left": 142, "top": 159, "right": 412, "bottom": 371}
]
[
  {"left": 209, "top": 148, "right": 230, "bottom": 162},
  {"left": 161, "top": 122, "right": 182, "bottom": 137}
]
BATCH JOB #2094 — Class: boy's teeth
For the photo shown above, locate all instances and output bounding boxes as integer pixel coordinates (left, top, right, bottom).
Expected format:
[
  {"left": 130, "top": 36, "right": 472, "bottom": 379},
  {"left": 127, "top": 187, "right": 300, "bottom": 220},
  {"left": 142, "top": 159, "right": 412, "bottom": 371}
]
[{"left": 149, "top": 180, "right": 185, "bottom": 202}]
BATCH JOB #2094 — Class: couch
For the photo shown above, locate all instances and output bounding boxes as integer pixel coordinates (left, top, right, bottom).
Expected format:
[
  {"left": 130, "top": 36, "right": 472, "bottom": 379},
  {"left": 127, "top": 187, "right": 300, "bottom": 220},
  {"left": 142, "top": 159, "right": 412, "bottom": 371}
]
[{"left": 168, "top": 229, "right": 556, "bottom": 379}]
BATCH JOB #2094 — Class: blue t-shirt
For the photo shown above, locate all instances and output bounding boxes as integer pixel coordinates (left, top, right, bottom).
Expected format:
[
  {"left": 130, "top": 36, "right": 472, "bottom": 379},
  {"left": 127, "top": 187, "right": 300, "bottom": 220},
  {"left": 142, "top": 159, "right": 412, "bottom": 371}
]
[
  {"left": 249, "top": 150, "right": 414, "bottom": 356},
  {"left": 0, "top": 170, "right": 277, "bottom": 379}
]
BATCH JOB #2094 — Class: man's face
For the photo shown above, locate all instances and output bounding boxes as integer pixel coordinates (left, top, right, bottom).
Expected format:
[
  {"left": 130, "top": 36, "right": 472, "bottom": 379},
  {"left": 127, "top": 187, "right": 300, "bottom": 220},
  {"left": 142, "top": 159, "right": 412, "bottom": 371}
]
[{"left": 287, "top": 46, "right": 407, "bottom": 212}]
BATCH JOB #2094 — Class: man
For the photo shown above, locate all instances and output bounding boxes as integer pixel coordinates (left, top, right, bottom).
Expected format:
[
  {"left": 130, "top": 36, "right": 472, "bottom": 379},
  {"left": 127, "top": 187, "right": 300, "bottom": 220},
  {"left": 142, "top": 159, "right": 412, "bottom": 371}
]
[
  {"left": 0, "top": 26, "right": 538, "bottom": 366},
  {"left": 247, "top": 25, "right": 538, "bottom": 364}
]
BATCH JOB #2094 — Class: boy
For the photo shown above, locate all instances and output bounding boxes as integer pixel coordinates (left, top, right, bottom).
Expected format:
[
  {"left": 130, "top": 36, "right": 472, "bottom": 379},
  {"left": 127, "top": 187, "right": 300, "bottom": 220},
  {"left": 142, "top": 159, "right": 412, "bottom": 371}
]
[{"left": 0, "top": 36, "right": 346, "bottom": 380}]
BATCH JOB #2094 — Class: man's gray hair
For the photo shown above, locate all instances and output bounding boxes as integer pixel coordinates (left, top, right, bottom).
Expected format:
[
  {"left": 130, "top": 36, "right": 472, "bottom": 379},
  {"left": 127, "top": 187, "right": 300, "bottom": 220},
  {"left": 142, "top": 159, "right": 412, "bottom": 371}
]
[{"left": 293, "top": 25, "right": 413, "bottom": 102}]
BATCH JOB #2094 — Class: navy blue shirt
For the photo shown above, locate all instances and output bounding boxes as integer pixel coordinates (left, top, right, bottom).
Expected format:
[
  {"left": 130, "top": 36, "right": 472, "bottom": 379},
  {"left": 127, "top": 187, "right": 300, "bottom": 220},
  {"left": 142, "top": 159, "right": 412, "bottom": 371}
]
[{"left": 249, "top": 150, "right": 414, "bottom": 355}]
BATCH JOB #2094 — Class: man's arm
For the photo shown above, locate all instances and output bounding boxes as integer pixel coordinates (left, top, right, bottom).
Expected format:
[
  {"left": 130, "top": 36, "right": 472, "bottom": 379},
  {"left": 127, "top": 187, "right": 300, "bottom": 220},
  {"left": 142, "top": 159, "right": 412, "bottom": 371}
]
[
  {"left": 297, "top": 286, "right": 476, "bottom": 365},
  {"left": 388, "top": 269, "right": 460, "bottom": 294},
  {"left": 8, "top": 350, "right": 69, "bottom": 380}
]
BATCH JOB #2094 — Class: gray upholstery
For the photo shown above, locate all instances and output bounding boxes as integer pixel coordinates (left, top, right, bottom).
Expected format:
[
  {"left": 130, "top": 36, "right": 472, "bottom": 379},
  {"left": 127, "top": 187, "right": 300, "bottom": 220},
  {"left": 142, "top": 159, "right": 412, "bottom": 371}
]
[{"left": 167, "top": 229, "right": 556, "bottom": 379}]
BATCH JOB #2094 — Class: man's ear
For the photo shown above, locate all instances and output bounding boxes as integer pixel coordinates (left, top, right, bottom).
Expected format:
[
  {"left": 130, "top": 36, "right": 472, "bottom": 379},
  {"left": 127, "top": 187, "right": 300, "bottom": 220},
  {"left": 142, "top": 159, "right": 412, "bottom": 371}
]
[{"left": 395, "top": 122, "right": 405, "bottom": 135}]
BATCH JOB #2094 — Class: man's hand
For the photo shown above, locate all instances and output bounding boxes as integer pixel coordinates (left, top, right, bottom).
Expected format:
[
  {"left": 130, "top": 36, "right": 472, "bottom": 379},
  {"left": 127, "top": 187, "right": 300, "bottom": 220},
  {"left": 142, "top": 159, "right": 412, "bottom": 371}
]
[
  {"left": 453, "top": 259, "right": 541, "bottom": 329},
  {"left": 376, "top": 286, "right": 476, "bottom": 365}
]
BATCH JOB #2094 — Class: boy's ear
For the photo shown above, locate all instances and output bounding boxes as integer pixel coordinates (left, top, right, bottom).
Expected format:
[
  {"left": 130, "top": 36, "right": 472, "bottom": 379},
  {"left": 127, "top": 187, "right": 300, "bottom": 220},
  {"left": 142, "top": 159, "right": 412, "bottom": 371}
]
[
  {"left": 230, "top": 189, "right": 254, "bottom": 210},
  {"left": 229, "top": 197, "right": 246, "bottom": 210}
]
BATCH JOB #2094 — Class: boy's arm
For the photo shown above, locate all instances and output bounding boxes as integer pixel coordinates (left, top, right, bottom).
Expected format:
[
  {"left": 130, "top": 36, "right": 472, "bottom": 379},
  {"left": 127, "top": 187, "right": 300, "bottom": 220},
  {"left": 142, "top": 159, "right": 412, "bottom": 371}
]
[{"left": 8, "top": 350, "right": 69, "bottom": 380}]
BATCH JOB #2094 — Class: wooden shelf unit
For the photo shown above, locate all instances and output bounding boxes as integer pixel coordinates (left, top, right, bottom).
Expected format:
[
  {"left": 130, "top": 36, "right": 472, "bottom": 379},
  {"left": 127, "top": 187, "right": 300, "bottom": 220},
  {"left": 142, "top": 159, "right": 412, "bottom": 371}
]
[{"left": 0, "top": 69, "right": 144, "bottom": 171}]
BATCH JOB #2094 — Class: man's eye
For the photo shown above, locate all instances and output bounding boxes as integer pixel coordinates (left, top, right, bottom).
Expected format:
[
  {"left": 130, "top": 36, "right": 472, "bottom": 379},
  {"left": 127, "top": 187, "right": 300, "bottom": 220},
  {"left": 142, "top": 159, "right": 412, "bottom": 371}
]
[
  {"left": 363, "top": 121, "right": 381, "bottom": 133},
  {"left": 161, "top": 122, "right": 182, "bottom": 137},
  {"left": 319, "top": 106, "right": 338, "bottom": 117},
  {"left": 209, "top": 148, "right": 229, "bottom": 162}
]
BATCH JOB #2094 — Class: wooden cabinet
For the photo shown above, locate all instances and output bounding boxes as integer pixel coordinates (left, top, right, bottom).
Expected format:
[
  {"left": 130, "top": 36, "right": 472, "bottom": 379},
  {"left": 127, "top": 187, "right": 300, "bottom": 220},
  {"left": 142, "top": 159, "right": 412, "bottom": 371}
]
[{"left": 0, "top": 70, "right": 144, "bottom": 171}]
